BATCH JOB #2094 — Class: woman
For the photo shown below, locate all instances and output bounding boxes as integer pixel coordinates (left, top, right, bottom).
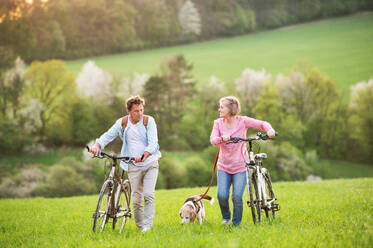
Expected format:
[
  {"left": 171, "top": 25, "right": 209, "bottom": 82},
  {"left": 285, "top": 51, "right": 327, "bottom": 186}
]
[{"left": 210, "top": 96, "right": 275, "bottom": 226}]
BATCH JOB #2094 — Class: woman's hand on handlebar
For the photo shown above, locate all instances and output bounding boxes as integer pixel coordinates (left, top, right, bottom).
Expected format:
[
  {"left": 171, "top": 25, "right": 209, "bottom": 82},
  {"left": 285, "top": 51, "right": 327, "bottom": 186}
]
[
  {"left": 89, "top": 143, "right": 101, "bottom": 157},
  {"left": 267, "top": 129, "right": 276, "bottom": 139},
  {"left": 221, "top": 135, "right": 230, "bottom": 143}
]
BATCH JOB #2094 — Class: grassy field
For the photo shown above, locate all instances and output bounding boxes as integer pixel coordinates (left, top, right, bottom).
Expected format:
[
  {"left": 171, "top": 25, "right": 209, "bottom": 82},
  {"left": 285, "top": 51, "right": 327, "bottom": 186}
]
[
  {"left": 0, "top": 178, "right": 372, "bottom": 247},
  {"left": 311, "top": 160, "right": 373, "bottom": 179},
  {"left": 66, "top": 12, "right": 373, "bottom": 92}
]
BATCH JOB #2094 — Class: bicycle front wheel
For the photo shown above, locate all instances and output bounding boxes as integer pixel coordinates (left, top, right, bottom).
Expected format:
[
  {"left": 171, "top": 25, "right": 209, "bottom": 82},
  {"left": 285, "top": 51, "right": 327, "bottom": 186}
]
[
  {"left": 246, "top": 168, "right": 257, "bottom": 224},
  {"left": 253, "top": 176, "right": 262, "bottom": 223},
  {"left": 93, "top": 181, "right": 111, "bottom": 232},
  {"left": 113, "top": 180, "right": 131, "bottom": 232}
]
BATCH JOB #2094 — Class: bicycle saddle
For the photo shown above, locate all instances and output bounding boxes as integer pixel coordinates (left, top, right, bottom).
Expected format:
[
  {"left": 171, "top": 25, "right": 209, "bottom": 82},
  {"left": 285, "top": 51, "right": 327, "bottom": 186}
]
[{"left": 255, "top": 153, "right": 267, "bottom": 159}]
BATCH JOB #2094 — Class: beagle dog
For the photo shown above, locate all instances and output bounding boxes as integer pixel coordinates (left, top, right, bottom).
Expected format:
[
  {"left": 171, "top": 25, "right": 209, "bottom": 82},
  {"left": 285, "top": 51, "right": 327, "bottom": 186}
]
[{"left": 179, "top": 194, "right": 214, "bottom": 224}]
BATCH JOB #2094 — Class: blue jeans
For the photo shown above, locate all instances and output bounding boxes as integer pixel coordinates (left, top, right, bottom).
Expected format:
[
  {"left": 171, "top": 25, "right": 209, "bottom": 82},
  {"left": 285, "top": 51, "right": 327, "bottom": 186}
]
[{"left": 217, "top": 170, "right": 246, "bottom": 226}]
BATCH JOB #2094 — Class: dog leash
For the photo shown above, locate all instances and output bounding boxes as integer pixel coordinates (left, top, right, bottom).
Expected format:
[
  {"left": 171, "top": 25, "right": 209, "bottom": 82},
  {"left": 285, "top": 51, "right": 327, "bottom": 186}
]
[{"left": 195, "top": 147, "right": 220, "bottom": 203}]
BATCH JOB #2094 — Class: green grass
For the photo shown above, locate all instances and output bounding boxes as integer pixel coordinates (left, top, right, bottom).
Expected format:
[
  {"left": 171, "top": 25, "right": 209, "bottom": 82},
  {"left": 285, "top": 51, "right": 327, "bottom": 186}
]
[
  {"left": 311, "top": 160, "right": 373, "bottom": 179},
  {"left": 66, "top": 12, "right": 373, "bottom": 93},
  {"left": 0, "top": 178, "right": 372, "bottom": 247}
]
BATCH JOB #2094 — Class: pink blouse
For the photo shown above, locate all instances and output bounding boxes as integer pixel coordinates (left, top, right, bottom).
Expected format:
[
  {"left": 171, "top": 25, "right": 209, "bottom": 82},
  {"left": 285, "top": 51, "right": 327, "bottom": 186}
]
[{"left": 210, "top": 116, "right": 274, "bottom": 174}]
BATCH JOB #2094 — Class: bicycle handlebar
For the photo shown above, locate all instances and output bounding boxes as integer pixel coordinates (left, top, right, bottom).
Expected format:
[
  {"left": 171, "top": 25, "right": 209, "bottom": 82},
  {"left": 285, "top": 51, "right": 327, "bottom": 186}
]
[
  {"left": 85, "top": 146, "right": 135, "bottom": 163},
  {"left": 230, "top": 132, "right": 278, "bottom": 143}
]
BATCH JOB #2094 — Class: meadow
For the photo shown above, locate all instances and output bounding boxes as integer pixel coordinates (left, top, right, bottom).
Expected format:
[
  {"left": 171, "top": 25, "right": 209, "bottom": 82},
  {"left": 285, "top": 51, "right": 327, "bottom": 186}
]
[
  {"left": 0, "top": 178, "right": 371, "bottom": 247},
  {"left": 66, "top": 12, "right": 373, "bottom": 92}
]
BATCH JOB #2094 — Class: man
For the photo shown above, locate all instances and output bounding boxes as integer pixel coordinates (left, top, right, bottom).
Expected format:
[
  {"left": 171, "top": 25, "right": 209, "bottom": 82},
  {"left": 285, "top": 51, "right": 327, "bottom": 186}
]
[{"left": 89, "top": 95, "right": 161, "bottom": 233}]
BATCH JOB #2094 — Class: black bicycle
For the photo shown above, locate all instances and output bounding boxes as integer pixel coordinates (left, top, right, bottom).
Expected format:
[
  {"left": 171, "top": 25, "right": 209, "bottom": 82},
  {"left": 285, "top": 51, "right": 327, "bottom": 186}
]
[
  {"left": 86, "top": 146, "right": 134, "bottom": 232},
  {"left": 230, "top": 132, "right": 280, "bottom": 224}
]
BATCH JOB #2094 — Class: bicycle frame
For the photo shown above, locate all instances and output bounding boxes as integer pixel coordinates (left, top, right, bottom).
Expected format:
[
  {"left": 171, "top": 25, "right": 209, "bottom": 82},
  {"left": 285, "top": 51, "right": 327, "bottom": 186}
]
[
  {"left": 231, "top": 132, "right": 279, "bottom": 223},
  {"left": 87, "top": 146, "right": 134, "bottom": 232},
  {"left": 246, "top": 140, "right": 270, "bottom": 209}
]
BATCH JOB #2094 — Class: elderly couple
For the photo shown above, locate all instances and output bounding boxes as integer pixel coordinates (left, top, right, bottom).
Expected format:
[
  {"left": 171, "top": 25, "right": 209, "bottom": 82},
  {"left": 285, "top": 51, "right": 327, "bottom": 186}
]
[{"left": 89, "top": 95, "right": 276, "bottom": 232}]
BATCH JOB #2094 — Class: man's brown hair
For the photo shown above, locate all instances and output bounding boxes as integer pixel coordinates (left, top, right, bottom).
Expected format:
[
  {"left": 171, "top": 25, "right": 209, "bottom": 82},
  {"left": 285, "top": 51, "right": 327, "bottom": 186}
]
[{"left": 126, "top": 95, "right": 145, "bottom": 111}]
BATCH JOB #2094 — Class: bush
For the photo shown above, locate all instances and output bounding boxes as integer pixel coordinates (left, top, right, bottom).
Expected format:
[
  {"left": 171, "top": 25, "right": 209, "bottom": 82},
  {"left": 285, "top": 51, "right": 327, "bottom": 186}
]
[
  {"left": 0, "top": 167, "right": 46, "bottom": 198},
  {"left": 185, "top": 156, "right": 215, "bottom": 187},
  {"left": 262, "top": 142, "right": 312, "bottom": 181},
  {"left": 0, "top": 118, "right": 22, "bottom": 154},
  {"left": 158, "top": 153, "right": 185, "bottom": 189},
  {"left": 70, "top": 100, "right": 99, "bottom": 145},
  {"left": 34, "top": 157, "right": 102, "bottom": 197}
]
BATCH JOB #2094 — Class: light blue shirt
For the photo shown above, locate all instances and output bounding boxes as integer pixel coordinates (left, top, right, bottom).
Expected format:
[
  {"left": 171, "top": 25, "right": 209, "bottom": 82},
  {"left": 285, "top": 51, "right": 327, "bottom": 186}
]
[{"left": 96, "top": 115, "right": 161, "bottom": 171}]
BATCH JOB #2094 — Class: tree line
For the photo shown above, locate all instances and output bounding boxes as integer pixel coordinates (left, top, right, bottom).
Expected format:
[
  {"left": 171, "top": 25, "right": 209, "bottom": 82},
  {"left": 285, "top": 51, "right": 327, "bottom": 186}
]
[
  {"left": 1, "top": 54, "right": 372, "bottom": 197},
  {"left": 1, "top": 55, "right": 372, "bottom": 162},
  {"left": 0, "top": 0, "right": 372, "bottom": 62}
]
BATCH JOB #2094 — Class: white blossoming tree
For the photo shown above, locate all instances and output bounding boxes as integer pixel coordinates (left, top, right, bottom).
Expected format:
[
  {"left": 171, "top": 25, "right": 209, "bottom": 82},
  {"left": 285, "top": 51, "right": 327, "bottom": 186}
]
[
  {"left": 234, "top": 68, "right": 272, "bottom": 115},
  {"left": 116, "top": 72, "right": 149, "bottom": 100},
  {"left": 75, "top": 61, "right": 113, "bottom": 104},
  {"left": 178, "top": 0, "right": 201, "bottom": 36},
  {"left": 18, "top": 99, "right": 44, "bottom": 135},
  {"left": 0, "top": 57, "right": 26, "bottom": 118},
  {"left": 275, "top": 71, "right": 313, "bottom": 122}
]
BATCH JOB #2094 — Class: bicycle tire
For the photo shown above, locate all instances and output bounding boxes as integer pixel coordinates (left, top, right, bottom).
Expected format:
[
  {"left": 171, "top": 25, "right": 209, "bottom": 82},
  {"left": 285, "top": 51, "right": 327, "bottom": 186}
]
[
  {"left": 253, "top": 175, "right": 262, "bottom": 223},
  {"left": 264, "top": 172, "right": 276, "bottom": 220},
  {"left": 246, "top": 168, "right": 257, "bottom": 224},
  {"left": 93, "top": 181, "right": 111, "bottom": 232},
  {"left": 113, "top": 180, "right": 131, "bottom": 232}
]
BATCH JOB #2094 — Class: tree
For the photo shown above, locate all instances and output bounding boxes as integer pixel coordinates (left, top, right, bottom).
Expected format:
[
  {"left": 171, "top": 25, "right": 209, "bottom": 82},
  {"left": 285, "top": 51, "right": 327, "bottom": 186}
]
[
  {"left": 115, "top": 72, "right": 149, "bottom": 100},
  {"left": 235, "top": 68, "right": 272, "bottom": 116},
  {"left": 0, "top": 57, "right": 25, "bottom": 118},
  {"left": 253, "top": 82, "right": 305, "bottom": 149},
  {"left": 135, "top": 0, "right": 176, "bottom": 46},
  {"left": 178, "top": 0, "right": 201, "bottom": 36},
  {"left": 23, "top": 60, "right": 76, "bottom": 142},
  {"left": 144, "top": 54, "right": 195, "bottom": 149},
  {"left": 75, "top": 61, "right": 113, "bottom": 105},
  {"left": 349, "top": 79, "right": 373, "bottom": 162},
  {"left": 275, "top": 65, "right": 342, "bottom": 157},
  {"left": 180, "top": 76, "right": 226, "bottom": 149}
]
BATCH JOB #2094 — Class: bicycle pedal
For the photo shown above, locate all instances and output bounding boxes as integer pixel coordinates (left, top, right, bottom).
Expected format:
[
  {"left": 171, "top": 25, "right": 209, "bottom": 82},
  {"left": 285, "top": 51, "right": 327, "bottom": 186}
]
[{"left": 273, "top": 204, "right": 280, "bottom": 211}]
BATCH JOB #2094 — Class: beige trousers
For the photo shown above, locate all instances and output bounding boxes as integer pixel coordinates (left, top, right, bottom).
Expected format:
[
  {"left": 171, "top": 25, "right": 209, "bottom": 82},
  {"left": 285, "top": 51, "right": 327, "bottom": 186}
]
[{"left": 128, "top": 160, "right": 159, "bottom": 230}]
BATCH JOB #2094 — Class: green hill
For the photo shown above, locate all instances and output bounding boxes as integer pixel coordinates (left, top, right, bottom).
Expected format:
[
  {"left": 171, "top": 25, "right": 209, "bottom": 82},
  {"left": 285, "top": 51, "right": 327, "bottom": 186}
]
[
  {"left": 1, "top": 178, "right": 371, "bottom": 247},
  {"left": 66, "top": 12, "right": 373, "bottom": 93}
]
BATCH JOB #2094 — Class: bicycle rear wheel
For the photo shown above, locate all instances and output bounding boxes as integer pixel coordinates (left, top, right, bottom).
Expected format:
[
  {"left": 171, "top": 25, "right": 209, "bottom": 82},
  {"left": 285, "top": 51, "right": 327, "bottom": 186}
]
[
  {"left": 246, "top": 168, "right": 257, "bottom": 224},
  {"left": 113, "top": 180, "right": 132, "bottom": 232},
  {"left": 93, "top": 181, "right": 111, "bottom": 232}
]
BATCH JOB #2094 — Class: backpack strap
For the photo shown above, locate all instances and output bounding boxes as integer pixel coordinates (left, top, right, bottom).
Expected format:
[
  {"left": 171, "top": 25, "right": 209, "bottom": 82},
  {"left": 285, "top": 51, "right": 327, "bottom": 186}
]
[
  {"left": 121, "top": 115, "right": 129, "bottom": 130},
  {"left": 143, "top": 115, "right": 149, "bottom": 127},
  {"left": 121, "top": 115, "right": 149, "bottom": 130}
]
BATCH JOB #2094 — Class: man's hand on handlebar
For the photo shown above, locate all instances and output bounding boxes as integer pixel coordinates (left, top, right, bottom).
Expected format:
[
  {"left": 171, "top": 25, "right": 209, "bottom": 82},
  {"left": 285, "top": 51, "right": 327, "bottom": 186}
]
[{"left": 135, "top": 151, "right": 151, "bottom": 163}]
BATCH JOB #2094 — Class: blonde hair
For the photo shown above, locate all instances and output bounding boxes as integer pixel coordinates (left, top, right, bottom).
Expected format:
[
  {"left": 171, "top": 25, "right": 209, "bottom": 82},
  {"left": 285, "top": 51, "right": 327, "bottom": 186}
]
[
  {"left": 126, "top": 95, "right": 145, "bottom": 111},
  {"left": 220, "top": 96, "right": 241, "bottom": 116}
]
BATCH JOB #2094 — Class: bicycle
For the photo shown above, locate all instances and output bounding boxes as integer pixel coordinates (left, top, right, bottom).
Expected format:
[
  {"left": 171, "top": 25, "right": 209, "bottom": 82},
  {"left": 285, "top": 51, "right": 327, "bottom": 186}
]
[
  {"left": 230, "top": 132, "right": 280, "bottom": 224},
  {"left": 86, "top": 146, "right": 134, "bottom": 233}
]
